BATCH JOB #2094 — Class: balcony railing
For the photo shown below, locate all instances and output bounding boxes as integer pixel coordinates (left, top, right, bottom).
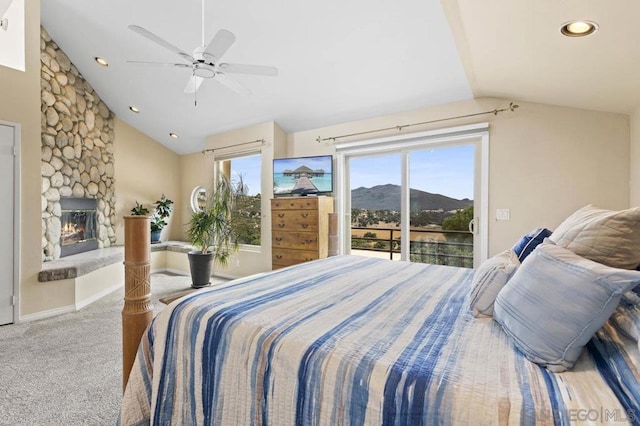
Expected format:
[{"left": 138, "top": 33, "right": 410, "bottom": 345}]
[{"left": 351, "top": 226, "right": 473, "bottom": 268}]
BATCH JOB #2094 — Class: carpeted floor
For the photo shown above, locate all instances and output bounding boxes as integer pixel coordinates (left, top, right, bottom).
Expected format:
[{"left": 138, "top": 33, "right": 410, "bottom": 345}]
[{"left": 0, "top": 272, "right": 228, "bottom": 426}]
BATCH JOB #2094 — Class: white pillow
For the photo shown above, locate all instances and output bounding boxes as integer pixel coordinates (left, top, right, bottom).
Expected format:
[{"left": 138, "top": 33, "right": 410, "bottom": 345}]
[
  {"left": 549, "top": 204, "right": 640, "bottom": 270},
  {"left": 494, "top": 241, "right": 640, "bottom": 372},
  {"left": 469, "top": 249, "right": 520, "bottom": 317}
]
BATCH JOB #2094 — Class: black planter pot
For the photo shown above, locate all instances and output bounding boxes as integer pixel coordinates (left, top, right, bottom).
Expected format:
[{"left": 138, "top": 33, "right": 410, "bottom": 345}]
[{"left": 188, "top": 251, "right": 214, "bottom": 288}]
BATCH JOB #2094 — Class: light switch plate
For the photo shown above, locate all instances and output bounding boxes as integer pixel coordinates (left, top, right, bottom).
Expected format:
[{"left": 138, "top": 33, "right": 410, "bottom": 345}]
[{"left": 496, "top": 208, "right": 510, "bottom": 220}]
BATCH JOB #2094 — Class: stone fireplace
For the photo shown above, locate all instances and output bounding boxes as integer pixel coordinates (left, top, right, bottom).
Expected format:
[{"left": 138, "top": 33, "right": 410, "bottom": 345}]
[
  {"left": 60, "top": 197, "right": 98, "bottom": 257},
  {"left": 40, "top": 26, "right": 117, "bottom": 261}
]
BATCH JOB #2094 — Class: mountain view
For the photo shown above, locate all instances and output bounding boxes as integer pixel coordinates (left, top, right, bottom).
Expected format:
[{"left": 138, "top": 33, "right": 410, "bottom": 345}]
[{"left": 351, "top": 184, "right": 472, "bottom": 212}]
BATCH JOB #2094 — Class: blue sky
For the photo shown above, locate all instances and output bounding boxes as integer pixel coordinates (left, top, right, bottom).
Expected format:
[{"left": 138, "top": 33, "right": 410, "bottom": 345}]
[
  {"left": 229, "top": 145, "right": 474, "bottom": 200},
  {"left": 230, "top": 155, "right": 263, "bottom": 196},
  {"left": 350, "top": 145, "right": 474, "bottom": 200}
]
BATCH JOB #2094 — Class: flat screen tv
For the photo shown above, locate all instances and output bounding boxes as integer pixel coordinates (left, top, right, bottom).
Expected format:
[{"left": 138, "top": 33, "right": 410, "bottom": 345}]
[{"left": 273, "top": 155, "right": 333, "bottom": 196}]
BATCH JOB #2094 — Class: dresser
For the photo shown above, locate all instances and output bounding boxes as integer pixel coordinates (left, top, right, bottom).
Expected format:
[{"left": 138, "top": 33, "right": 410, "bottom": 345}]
[{"left": 271, "top": 196, "right": 334, "bottom": 269}]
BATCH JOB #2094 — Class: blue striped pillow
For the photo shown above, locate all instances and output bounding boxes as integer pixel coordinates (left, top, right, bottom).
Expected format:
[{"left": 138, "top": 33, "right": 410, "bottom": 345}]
[
  {"left": 511, "top": 228, "right": 552, "bottom": 262},
  {"left": 494, "top": 241, "right": 640, "bottom": 372}
]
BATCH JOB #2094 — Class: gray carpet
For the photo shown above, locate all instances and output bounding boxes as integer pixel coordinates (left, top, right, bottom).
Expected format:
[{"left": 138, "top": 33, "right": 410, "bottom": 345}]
[{"left": 0, "top": 272, "right": 228, "bottom": 426}]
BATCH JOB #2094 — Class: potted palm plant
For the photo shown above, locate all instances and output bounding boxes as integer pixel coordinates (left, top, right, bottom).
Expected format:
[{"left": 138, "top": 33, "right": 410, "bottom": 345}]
[{"left": 186, "top": 175, "right": 239, "bottom": 288}]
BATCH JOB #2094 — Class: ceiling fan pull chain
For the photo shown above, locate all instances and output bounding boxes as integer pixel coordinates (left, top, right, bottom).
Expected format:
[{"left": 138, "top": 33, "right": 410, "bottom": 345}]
[{"left": 195, "top": 75, "right": 198, "bottom": 107}]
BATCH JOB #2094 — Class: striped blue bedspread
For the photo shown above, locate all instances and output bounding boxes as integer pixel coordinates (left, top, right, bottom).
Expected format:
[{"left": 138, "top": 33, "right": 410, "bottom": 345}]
[{"left": 120, "top": 255, "right": 630, "bottom": 425}]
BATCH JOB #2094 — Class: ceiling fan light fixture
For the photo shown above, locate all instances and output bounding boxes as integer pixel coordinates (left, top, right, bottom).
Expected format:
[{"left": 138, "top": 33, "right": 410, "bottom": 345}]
[
  {"left": 560, "top": 20, "right": 598, "bottom": 37},
  {"left": 94, "top": 56, "right": 109, "bottom": 67},
  {"left": 129, "top": 105, "right": 140, "bottom": 113},
  {"left": 193, "top": 63, "right": 216, "bottom": 78},
  {"left": 169, "top": 132, "right": 179, "bottom": 139}
]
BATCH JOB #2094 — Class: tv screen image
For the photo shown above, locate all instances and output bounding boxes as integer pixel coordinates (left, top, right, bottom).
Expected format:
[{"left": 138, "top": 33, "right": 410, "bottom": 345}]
[{"left": 273, "top": 155, "right": 333, "bottom": 196}]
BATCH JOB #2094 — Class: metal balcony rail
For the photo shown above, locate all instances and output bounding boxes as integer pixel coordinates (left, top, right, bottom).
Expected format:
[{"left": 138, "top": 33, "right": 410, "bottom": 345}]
[{"left": 351, "top": 226, "right": 473, "bottom": 268}]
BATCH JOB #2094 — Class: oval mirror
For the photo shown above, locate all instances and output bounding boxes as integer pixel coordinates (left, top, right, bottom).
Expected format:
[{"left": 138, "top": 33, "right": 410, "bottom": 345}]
[{"left": 190, "top": 186, "right": 207, "bottom": 213}]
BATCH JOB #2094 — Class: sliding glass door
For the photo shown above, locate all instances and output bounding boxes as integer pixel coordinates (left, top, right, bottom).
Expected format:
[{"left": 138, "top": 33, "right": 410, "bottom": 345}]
[
  {"left": 407, "top": 145, "right": 475, "bottom": 267},
  {"left": 349, "top": 153, "right": 402, "bottom": 260},
  {"left": 337, "top": 125, "right": 488, "bottom": 268}
]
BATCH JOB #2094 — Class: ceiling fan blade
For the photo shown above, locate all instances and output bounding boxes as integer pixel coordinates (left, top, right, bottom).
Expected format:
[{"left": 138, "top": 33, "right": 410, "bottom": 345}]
[
  {"left": 214, "top": 73, "right": 250, "bottom": 96},
  {"left": 129, "top": 25, "right": 194, "bottom": 62},
  {"left": 203, "top": 29, "right": 236, "bottom": 62},
  {"left": 184, "top": 74, "right": 205, "bottom": 94},
  {"left": 218, "top": 63, "right": 278, "bottom": 76},
  {"left": 127, "top": 60, "right": 191, "bottom": 68}
]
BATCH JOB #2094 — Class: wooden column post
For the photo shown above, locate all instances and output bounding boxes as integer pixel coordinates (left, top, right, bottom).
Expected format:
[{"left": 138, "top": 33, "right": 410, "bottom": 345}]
[{"left": 122, "top": 215, "right": 152, "bottom": 393}]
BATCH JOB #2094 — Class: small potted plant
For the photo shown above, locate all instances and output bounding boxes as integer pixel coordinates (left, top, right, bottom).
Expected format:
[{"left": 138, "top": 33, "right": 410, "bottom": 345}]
[
  {"left": 186, "top": 175, "right": 239, "bottom": 288},
  {"left": 130, "top": 194, "right": 174, "bottom": 243},
  {"left": 151, "top": 194, "right": 174, "bottom": 243}
]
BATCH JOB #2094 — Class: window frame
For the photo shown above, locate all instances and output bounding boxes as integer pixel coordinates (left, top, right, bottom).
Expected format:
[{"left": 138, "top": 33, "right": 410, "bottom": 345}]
[{"left": 213, "top": 149, "right": 263, "bottom": 249}]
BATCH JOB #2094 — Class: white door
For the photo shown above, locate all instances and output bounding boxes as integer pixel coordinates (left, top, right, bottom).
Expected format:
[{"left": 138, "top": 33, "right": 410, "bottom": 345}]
[{"left": 0, "top": 124, "right": 15, "bottom": 325}]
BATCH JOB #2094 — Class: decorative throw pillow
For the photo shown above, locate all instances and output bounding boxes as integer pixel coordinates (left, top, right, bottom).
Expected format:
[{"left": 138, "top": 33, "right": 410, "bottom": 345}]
[
  {"left": 549, "top": 204, "right": 640, "bottom": 270},
  {"left": 511, "top": 228, "right": 552, "bottom": 262},
  {"left": 469, "top": 249, "right": 520, "bottom": 317},
  {"left": 610, "top": 292, "right": 640, "bottom": 343},
  {"left": 494, "top": 241, "right": 640, "bottom": 372}
]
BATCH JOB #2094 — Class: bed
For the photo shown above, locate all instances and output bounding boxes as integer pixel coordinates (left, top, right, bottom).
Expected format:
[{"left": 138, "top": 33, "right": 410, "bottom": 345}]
[{"left": 119, "top": 254, "right": 639, "bottom": 425}]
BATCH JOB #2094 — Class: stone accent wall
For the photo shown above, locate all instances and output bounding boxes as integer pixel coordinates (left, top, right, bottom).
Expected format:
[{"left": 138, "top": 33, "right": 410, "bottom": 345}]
[{"left": 40, "top": 26, "right": 116, "bottom": 261}]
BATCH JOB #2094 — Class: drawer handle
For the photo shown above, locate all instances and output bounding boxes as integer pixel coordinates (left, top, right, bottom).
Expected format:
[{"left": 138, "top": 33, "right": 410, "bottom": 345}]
[
  {"left": 301, "top": 224, "right": 309, "bottom": 229},
  {"left": 278, "top": 223, "right": 285, "bottom": 228},
  {"left": 278, "top": 213, "right": 285, "bottom": 218},
  {"left": 275, "top": 255, "right": 283, "bottom": 259},
  {"left": 275, "top": 237, "right": 283, "bottom": 242},
  {"left": 301, "top": 213, "right": 309, "bottom": 218},
  {"left": 305, "top": 240, "right": 314, "bottom": 244}
]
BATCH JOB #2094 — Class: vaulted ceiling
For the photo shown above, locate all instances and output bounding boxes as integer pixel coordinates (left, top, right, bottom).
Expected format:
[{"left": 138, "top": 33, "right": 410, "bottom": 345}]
[{"left": 40, "top": 0, "right": 639, "bottom": 154}]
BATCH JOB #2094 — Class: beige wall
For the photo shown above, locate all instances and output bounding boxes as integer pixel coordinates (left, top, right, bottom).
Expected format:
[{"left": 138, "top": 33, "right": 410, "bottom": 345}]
[
  {"left": 630, "top": 108, "right": 640, "bottom": 206},
  {"left": 113, "top": 118, "right": 182, "bottom": 243},
  {"left": 289, "top": 98, "right": 630, "bottom": 257},
  {"left": 178, "top": 152, "right": 213, "bottom": 241},
  {"left": 0, "top": 0, "right": 45, "bottom": 317}
]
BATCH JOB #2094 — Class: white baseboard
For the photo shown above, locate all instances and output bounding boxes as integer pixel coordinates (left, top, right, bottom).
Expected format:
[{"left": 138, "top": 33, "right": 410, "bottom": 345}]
[
  {"left": 20, "top": 304, "right": 76, "bottom": 322},
  {"left": 75, "top": 282, "right": 122, "bottom": 310}
]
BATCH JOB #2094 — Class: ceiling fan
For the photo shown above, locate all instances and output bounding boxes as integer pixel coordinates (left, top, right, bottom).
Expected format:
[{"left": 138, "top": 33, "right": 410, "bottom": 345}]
[{"left": 127, "top": 0, "right": 277, "bottom": 98}]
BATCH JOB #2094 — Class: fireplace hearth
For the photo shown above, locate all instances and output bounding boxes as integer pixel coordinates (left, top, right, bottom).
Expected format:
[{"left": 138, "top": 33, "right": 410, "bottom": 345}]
[{"left": 60, "top": 197, "right": 98, "bottom": 257}]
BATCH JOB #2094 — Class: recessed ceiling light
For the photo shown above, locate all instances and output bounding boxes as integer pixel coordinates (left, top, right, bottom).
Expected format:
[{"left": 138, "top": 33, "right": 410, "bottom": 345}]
[
  {"left": 94, "top": 56, "right": 109, "bottom": 67},
  {"left": 560, "top": 21, "right": 598, "bottom": 37},
  {"left": 129, "top": 106, "right": 140, "bottom": 113},
  {"left": 169, "top": 132, "right": 179, "bottom": 139}
]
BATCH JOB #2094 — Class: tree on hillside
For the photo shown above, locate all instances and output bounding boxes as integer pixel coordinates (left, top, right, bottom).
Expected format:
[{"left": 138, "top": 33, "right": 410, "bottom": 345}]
[
  {"left": 230, "top": 173, "right": 261, "bottom": 245},
  {"left": 442, "top": 206, "right": 474, "bottom": 231}
]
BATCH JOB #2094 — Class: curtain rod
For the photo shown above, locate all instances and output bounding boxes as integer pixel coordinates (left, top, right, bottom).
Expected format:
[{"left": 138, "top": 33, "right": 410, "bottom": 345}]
[
  {"left": 201, "top": 138, "right": 265, "bottom": 154},
  {"left": 316, "top": 102, "right": 519, "bottom": 143}
]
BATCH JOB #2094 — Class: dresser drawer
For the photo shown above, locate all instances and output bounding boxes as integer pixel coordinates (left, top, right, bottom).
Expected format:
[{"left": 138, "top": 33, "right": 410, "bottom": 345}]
[
  {"left": 271, "top": 197, "right": 318, "bottom": 210},
  {"left": 272, "top": 211, "right": 318, "bottom": 231},
  {"left": 272, "top": 231, "right": 319, "bottom": 250},
  {"left": 272, "top": 248, "right": 319, "bottom": 266}
]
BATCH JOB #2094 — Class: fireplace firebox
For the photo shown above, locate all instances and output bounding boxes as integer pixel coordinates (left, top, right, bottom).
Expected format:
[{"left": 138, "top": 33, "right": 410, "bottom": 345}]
[{"left": 60, "top": 197, "right": 98, "bottom": 257}]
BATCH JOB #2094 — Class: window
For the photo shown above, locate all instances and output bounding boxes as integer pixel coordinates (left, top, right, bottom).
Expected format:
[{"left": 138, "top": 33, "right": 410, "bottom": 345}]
[{"left": 218, "top": 153, "right": 262, "bottom": 246}]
